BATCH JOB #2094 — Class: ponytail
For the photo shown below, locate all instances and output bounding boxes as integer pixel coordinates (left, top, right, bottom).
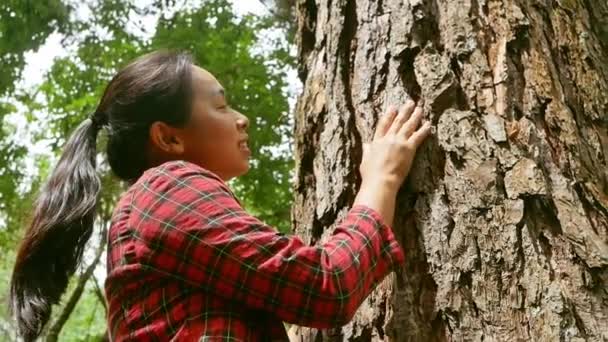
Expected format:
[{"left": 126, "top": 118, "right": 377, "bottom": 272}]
[{"left": 10, "top": 116, "right": 103, "bottom": 341}]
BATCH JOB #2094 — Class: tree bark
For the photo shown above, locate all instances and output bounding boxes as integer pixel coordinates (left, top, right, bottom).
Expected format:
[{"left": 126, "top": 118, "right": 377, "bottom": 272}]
[{"left": 291, "top": 0, "right": 608, "bottom": 341}]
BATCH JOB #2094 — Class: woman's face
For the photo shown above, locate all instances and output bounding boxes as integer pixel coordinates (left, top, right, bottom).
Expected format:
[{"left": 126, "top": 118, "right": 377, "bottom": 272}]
[{"left": 180, "top": 66, "right": 251, "bottom": 180}]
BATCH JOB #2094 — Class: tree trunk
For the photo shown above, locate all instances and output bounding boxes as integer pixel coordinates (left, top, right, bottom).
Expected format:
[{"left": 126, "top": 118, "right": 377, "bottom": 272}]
[{"left": 290, "top": 0, "right": 608, "bottom": 341}]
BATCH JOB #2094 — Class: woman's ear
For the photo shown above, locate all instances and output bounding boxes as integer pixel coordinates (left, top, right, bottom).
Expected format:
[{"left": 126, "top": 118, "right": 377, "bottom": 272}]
[{"left": 149, "top": 121, "right": 185, "bottom": 155}]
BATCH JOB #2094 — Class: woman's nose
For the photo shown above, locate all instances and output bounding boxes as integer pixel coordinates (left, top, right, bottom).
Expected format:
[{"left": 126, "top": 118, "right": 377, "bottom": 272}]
[{"left": 236, "top": 112, "right": 249, "bottom": 130}]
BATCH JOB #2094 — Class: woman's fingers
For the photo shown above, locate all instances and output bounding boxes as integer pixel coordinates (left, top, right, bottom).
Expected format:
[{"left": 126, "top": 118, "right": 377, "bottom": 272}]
[
  {"left": 387, "top": 101, "right": 416, "bottom": 135},
  {"left": 408, "top": 121, "right": 432, "bottom": 148},
  {"left": 374, "top": 105, "right": 398, "bottom": 140},
  {"left": 399, "top": 105, "right": 424, "bottom": 138}
]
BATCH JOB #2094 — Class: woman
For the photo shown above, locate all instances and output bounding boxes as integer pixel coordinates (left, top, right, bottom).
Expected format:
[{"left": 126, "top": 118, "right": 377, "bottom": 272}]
[{"left": 10, "top": 51, "right": 431, "bottom": 341}]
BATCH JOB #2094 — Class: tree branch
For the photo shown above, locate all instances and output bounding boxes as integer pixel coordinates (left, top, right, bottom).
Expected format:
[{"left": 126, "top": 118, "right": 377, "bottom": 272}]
[
  {"left": 93, "top": 275, "right": 108, "bottom": 314},
  {"left": 45, "top": 226, "right": 107, "bottom": 342}
]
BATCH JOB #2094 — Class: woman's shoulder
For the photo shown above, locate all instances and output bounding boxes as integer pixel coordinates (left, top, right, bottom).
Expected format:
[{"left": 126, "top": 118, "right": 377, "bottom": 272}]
[
  {"left": 114, "top": 160, "right": 235, "bottom": 217},
  {"left": 148, "top": 160, "right": 222, "bottom": 181},
  {"left": 114, "top": 160, "right": 228, "bottom": 209},
  {"left": 139, "top": 160, "right": 224, "bottom": 185}
]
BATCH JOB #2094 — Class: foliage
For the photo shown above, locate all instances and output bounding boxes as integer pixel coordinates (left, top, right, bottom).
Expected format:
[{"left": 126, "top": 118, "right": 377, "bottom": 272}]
[
  {"left": 0, "top": 0, "right": 71, "bottom": 244},
  {"left": 0, "top": 0, "right": 71, "bottom": 97}
]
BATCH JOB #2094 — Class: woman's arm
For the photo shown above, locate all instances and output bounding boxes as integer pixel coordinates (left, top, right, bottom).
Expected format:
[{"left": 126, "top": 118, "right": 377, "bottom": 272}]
[{"left": 136, "top": 163, "right": 403, "bottom": 328}]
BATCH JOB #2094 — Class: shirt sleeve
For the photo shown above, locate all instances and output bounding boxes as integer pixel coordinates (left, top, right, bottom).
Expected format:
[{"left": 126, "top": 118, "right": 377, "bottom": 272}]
[{"left": 137, "top": 162, "right": 405, "bottom": 328}]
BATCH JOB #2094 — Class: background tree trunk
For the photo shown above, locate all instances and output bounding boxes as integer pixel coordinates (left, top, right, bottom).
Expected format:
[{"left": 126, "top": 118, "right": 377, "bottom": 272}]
[{"left": 290, "top": 0, "right": 608, "bottom": 340}]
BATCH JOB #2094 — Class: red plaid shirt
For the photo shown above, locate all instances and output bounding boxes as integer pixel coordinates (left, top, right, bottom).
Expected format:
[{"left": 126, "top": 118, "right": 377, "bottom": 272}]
[{"left": 105, "top": 160, "right": 405, "bottom": 341}]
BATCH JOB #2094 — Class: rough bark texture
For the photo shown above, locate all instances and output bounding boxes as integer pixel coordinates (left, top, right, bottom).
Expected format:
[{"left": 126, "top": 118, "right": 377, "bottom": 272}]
[{"left": 290, "top": 0, "right": 608, "bottom": 341}]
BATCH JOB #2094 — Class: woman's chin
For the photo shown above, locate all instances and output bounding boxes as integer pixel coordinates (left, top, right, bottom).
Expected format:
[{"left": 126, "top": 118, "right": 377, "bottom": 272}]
[
  {"left": 235, "top": 161, "right": 250, "bottom": 177},
  {"left": 241, "top": 162, "right": 250, "bottom": 174}
]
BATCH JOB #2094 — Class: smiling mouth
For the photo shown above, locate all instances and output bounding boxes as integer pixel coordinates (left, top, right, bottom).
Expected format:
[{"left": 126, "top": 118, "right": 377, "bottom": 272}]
[{"left": 238, "top": 140, "right": 250, "bottom": 152}]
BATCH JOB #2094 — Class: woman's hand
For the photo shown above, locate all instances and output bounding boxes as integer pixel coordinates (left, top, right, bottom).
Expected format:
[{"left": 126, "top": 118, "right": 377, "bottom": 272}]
[
  {"left": 354, "top": 101, "right": 431, "bottom": 225},
  {"left": 360, "top": 101, "right": 431, "bottom": 190}
]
